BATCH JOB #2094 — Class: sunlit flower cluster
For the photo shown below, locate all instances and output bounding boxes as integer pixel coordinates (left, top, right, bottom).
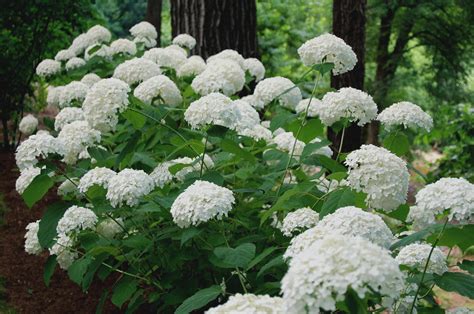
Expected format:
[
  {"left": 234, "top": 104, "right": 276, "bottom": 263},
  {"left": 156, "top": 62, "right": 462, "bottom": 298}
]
[
  {"left": 130, "top": 21, "right": 157, "bottom": 48},
  {"left": 253, "top": 77, "right": 302, "bottom": 110},
  {"left": 192, "top": 59, "right": 245, "bottom": 96},
  {"left": 206, "top": 294, "right": 284, "bottom": 314},
  {"left": 15, "top": 167, "right": 41, "bottom": 194},
  {"left": 143, "top": 46, "right": 187, "bottom": 70},
  {"left": 113, "top": 58, "right": 161, "bottom": 85},
  {"left": 176, "top": 55, "right": 207, "bottom": 77},
  {"left": 15, "top": 133, "right": 59, "bottom": 170},
  {"left": 134, "top": 75, "right": 182, "bottom": 106},
  {"left": 24, "top": 220, "right": 42, "bottom": 255},
  {"left": 65, "top": 57, "right": 86, "bottom": 71},
  {"left": 377, "top": 101, "right": 433, "bottom": 132},
  {"left": 36, "top": 59, "right": 61, "bottom": 77},
  {"left": 396, "top": 243, "right": 448, "bottom": 275},
  {"left": 106, "top": 169, "right": 154, "bottom": 207},
  {"left": 110, "top": 38, "right": 137, "bottom": 56},
  {"left": 58, "top": 81, "right": 88, "bottom": 108},
  {"left": 279, "top": 207, "right": 319, "bottom": 236},
  {"left": 54, "top": 107, "right": 85, "bottom": 131},
  {"left": 57, "top": 121, "right": 101, "bottom": 164},
  {"left": 243, "top": 58, "right": 265, "bottom": 82},
  {"left": 185, "top": 93, "right": 239, "bottom": 129},
  {"left": 78, "top": 167, "right": 116, "bottom": 193},
  {"left": 172, "top": 34, "right": 197, "bottom": 50}
]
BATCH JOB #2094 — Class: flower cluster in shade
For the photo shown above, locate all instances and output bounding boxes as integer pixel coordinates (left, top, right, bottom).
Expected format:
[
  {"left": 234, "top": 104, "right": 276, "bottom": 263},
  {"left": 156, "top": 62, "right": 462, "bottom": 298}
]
[
  {"left": 377, "top": 101, "right": 433, "bottom": 132},
  {"left": 205, "top": 294, "right": 284, "bottom": 314},
  {"left": 395, "top": 243, "right": 448, "bottom": 275},
  {"left": 279, "top": 207, "right": 319, "bottom": 237},
  {"left": 19, "top": 114, "right": 38, "bottom": 135}
]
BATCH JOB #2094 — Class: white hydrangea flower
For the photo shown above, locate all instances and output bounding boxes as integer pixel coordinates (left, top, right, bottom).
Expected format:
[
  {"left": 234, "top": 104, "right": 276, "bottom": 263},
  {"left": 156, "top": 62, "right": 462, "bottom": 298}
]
[
  {"left": 130, "top": 21, "right": 157, "bottom": 41},
  {"left": 172, "top": 34, "right": 197, "bottom": 50},
  {"left": 243, "top": 58, "right": 265, "bottom": 82},
  {"left": 106, "top": 169, "right": 154, "bottom": 208},
  {"left": 15, "top": 133, "right": 59, "bottom": 170},
  {"left": 84, "top": 44, "right": 112, "bottom": 61},
  {"left": 207, "top": 49, "right": 245, "bottom": 68},
  {"left": 134, "top": 75, "right": 182, "bottom": 106},
  {"left": 80, "top": 73, "right": 101, "bottom": 87},
  {"left": 253, "top": 77, "right": 302, "bottom": 110},
  {"left": 238, "top": 124, "right": 273, "bottom": 142},
  {"left": 407, "top": 178, "right": 474, "bottom": 230},
  {"left": 396, "top": 243, "right": 448, "bottom": 275},
  {"left": 55, "top": 49, "right": 75, "bottom": 62},
  {"left": 65, "top": 57, "right": 86, "bottom": 71},
  {"left": 54, "top": 107, "right": 85, "bottom": 131},
  {"left": 241, "top": 95, "right": 261, "bottom": 109},
  {"left": 78, "top": 167, "right": 116, "bottom": 193},
  {"left": 49, "top": 234, "right": 77, "bottom": 270},
  {"left": 143, "top": 46, "right": 187, "bottom": 70},
  {"left": 315, "top": 176, "right": 343, "bottom": 193},
  {"left": 377, "top": 101, "right": 433, "bottom": 132},
  {"left": 24, "top": 220, "right": 43, "bottom": 255},
  {"left": 281, "top": 234, "right": 404, "bottom": 313},
  {"left": 295, "top": 98, "right": 322, "bottom": 117},
  {"left": 113, "top": 58, "right": 161, "bottom": 86},
  {"left": 96, "top": 217, "right": 123, "bottom": 239},
  {"left": 57, "top": 205, "right": 98, "bottom": 235},
  {"left": 177, "top": 55, "right": 207, "bottom": 77},
  {"left": 297, "top": 33, "right": 357, "bottom": 75},
  {"left": 82, "top": 78, "right": 131, "bottom": 132},
  {"left": 110, "top": 38, "right": 137, "bottom": 56},
  {"left": 16, "top": 167, "right": 41, "bottom": 194},
  {"left": 87, "top": 25, "right": 112, "bottom": 44},
  {"left": 184, "top": 93, "right": 240, "bottom": 129},
  {"left": 191, "top": 59, "right": 245, "bottom": 96},
  {"left": 47, "top": 86, "right": 64, "bottom": 108},
  {"left": 233, "top": 100, "right": 272, "bottom": 141},
  {"left": 36, "top": 59, "right": 61, "bottom": 77},
  {"left": 272, "top": 131, "right": 305, "bottom": 157},
  {"left": 345, "top": 145, "right": 409, "bottom": 211},
  {"left": 58, "top": 81, "right": 89, "bottom": 108},
  {"left": 447, "top": 308, "right": 474, "bottom": 314},
  {"left": 170, "top": 180, "right": 235, "bottom": 228},
  {"left": 133, "top": 36, "right": 157, "bottom": 48},
  {"left": 57, "top": 178, "right": 80, "bottom": 197},
  {"left": 19, "top": 114, "right": 38, "bottom": 135},
  {"left": 69, "top": 33, "right": 93, "bottom": 56},
  {"left": 57, "top": 121, "right": 101, "bottom": 165},
  {"left": 317, "top": 87, "right": 378, "bottom": 126},
  {"left": 279, "top": 207, "right": 319, "bottom": 237},
  {"left": 205, "top": 294, "right": 284, "bottom": 314}
]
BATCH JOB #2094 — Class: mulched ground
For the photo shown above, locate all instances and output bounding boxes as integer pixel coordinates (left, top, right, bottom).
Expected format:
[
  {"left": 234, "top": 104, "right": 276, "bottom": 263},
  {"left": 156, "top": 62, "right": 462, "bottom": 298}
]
[{"left": 0, "top": 151, "right": 119, "bottom": 314}]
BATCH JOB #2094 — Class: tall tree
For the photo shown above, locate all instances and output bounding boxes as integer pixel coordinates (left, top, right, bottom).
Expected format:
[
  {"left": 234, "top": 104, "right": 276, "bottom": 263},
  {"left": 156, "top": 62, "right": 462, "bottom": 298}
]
[
  {"left": 170, "top": 0, "right": 258, "bottom": 58},
  {"left": 146, "top": 0, "right": 162, "bottom": 46},
  {"left": 328, "top": 0, "right": 367, "bottom": 153}
]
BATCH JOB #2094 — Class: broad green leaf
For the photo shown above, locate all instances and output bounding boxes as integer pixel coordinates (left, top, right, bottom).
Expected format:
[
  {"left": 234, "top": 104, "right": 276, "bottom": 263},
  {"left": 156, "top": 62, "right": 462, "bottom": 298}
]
[
  {"left": 22, "top": 173, "right": 54, "bottom": 208},
  {"left": 180, "top": 228, "right": 203, "bottom": 247},
  {"left": 320, "top": 188, "right": 356, "bottom": 218},
  {"left": 218, "top": 138, "right": 256, "bottom": 162},
  {"left": 287, "top": 118, "right": 324, "bottom": 143},
  {"left": 326, "top": 171, "right": 347, "bottom": 181},
  {"left": 175, "top": 285, "right": 222, "bottom": 314},
  {"left": 122, "top": 109, "right": 146, "bottom": 129},
  {"left": 206, "top": 125, "right": 228, "bottom": 137},
  {"left": 82, "top": 255, "right": 108, "bottom": 291},
  {"left": 43, "top": 255, "right": 57, "bottom": 287},
  {"left": 38, "top": 202, "right": 70, "bottom": 248},
  {"left": 302, "top": 154, "right": 346, "bottom": 173},
  {"left": 301, "top": 139, "right": 332, "bottom": 158},
  {"left": 169, "top": 162, "right": 191, "bottom": 175},
  {"left": 115, "top": 131, "right": 141, "bottom": 169},
  {"left": 459, "top": 260, "right": 474, "bottom": 275},
  {"left": 257, "top": 255, "right": 285, "bottom": 278},
  {"left": 434, "top": 272, "right": 474, "bottom": 299},
  {"left": 385, "top": 204, "right": 410, "bottom": 222},
  {"left": 211, "top": 243, "right": 256, "bottom": 268},
  {"left": 390, "top": 224, "right": 446, "bottom": 250},
  {"left": 200, "top": 171, "right": 225, "bottom": 186},
  {"left": 429, "top": 224, "right": 474, "bottom": 251},
  {"left": 246, "top": 247, "right": 278, "bottom": 271},
  {"left": 312, "top": 62, "right": 335, "bottom": 75},
  {"left": 87, "top": 146, "right": 111, "bottom": 165},
  {"left": 383, "top": 133, "right": 410, "bottom": 156},
  {"left": 112, "top": 276, "right": 138, "bottom": 308},
  {"left": 68, "top": 256, "right": 93, "bottom": 285},
  {"left": 96, "top": 290, "right": 109, "bottom": 314},
  {"left": 344, "top": 288, "right": 368, "bottom": 314}
]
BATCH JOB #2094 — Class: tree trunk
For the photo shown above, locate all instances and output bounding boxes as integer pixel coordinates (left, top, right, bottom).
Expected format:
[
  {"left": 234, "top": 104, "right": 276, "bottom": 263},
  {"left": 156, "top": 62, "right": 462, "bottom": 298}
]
[
  {"left": 170, "top": 0, "right": 258, "bottom": 58},
  {"left": 328, "top": 0, "right": 366, "bottom": 153},
  {"left": 146, "top": 0, "right": 163, "bottom": 46}
]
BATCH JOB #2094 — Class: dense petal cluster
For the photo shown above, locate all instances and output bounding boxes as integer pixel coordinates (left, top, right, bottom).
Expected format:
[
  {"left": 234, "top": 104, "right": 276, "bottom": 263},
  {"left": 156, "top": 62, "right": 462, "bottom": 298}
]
[
  {"left": 110, "top": 39, "right": 137, "bottom": 56},
  {"left": 57, "top": 121, "right": 101, "bottom": 165},
  {"left": 207, "top": 49, "right": 245, "bottom": 67},
  {"left": 16, "top": 167, "right": 41, "bottom": 194},
  {"left": 191, "top": 59, "right": 245, "bottom": 96},
  {"left": 377, "top": 101, "right": 433, "bottom": 131},
  {"left": 272, "top": 131, "right": 305, "bottom": 157},
  {"left": 19, "top": 114, "right": 38, "bottom": 135},
  {"left": 130, "top": 21, "right": 157, "bottom": 42},
  {"left": 80, "top": 73, "right": 101, "bottom": 87},
  {"left": 86, "top": 25, "right": 112, "bottom": 45},
  {"left": 396, "top": 243, "right": 448, "bottom": 275},
  {"left": 69, "top": 33, "right": 93, "bottom": 56},
  {"left": 279, "top": 207, "right": 319, "bottom": 236},
  {"left": 106, "top": 169, "right": 154, "bottom": 207},
  {"left": 78, "top": 167, "right": 116, "bottom": 193},
  {"left": 49, "top": 234, "right": 77, "bottom": 270},
  {"left": 24, "top": 220, "right": 43, "bottom": 255},
  {"left": 297, "top": 33, "right": 357, "bottom": 75},
  {"left": 84, "top": 44, "right": 111, "bottom": 61},
  {"left": 407, "top": 178, "right": 474, "bottom": 230},
  {"left": 184, "top": 93, "right": 240, "bottom": 129},
  {"left": 47, "top": 86, "right": 64, "bottom": 108},
  {"left": 295, "top": 98, "right": 322, "bottom": 117},
  {"left": 317, "top": 87, "right": 377, "bottom": 126},
  {"left": 65, "top": 57, "right": 86, "bottom": 71},
  {"left": 58, "top": 81, "right": 89, "bottom": 108},
  {"left": 206, "top": 294, "right": 284, "bottom": 314},
  {"left": 96, "top": 218, "right": 123, "bottom": 239},
  {"left": 253, "top": 77, "right": 302, "bottom": 110},
  {"left": 170, "top": 180, "right": 235, "bottom": 228},
  {"left": 55, "top": 49, "right": 75, "bottom": 62},
  {"left": 36, "top": 59, "right": 61, "bottom": 77},
  {"left": 143, "top": 46, "right": 187, "bottom": 70},
  {"left": 345, "top": 145, "right": 409, "bottom": 211},
  {"left": 233, "top": 100, "right": 272, "bottom": 141},
  {"left": 57, "top": 205, "right": 98, "bottom": 235},
  {"left": 172, "top": 34, "right": 197, "bottom": 50},
  {"left": 134, "top": 75, "right": 182, "bottom": 106},
  {"left": 113, "top": 58, "right": 161, "bottom": 86},
  {"left": 54, "top": 107, "right": 85, "bottom": 131},
  {"left": 281, "top": 234, "right": 404, "bottom": 313},
  {"left": 177, "top": 56, "right": 207, "bottom": 77},
  {"left": 15, "top": 133, "right": 59, "bottom": 170},
  {"left": 243, "top": 58, "right": 265, "bottom": 82}
]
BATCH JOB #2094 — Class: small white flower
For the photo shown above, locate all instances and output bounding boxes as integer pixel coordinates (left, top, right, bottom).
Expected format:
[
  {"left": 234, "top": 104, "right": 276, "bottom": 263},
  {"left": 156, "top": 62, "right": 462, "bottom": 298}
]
[
  {"left": 69, "top": 33, "right": 93, "bottom": 56},
  {"left": 184, "top": 93, "right": 240, "bottom": 129},
  {"left": 15, "top": 133, "right": 59, "bottom": 171},
  {"left": 243, "top": 58, "right": 265, "bottom": 82},
  {"left": 84, "top": 44, "right": 112, "bottom": 61},
  {"left": 113, "top": 58, "right": 161, "bottom": 86},
  {"left": 16, "top": 167, "right": 41, "bottom": 194},
  {"left": 54, "top": 107, "right": 85, "bottom": 131},
  {"left": 134, "top": 75, "right": 182, "bottom": 106},
  {"left": 272, "top": 131, "right": 305, "bottom": 157},
  {"left": 55, "top": 49, "right": 75, "bottom": 62},
  {"left": 19, "top": 114, "right": 38, "bottom": 135},
  {"left": 24, "top": 220, "right": 43, "bottom": 255},
  {"left": 191, "top": 59, "right": 245, "bottom": 96},
  {"left": 65, "top": 57, "right": 86, "bottom": 71},
  {"left": 130, "top": 21, "right": 157, "bottom": 41},
  {"left": 57, "top": 205, "right": 98, "bottom": 235},
  {"left": 396, "top": 243, "right": 448, "bottom": 275},
  {"left": 295, "top": 98, "right": 322, "bottom": 117},
  {"left": 177, "top": 55, "right": 207, "bottom": 77},
  {"left": 377, "top": 101, "right": 433, "bottom": 132},
  {"left": 205, "top": 293, "right": 284, "bottom": 314},
  {"left": 172, "top": 34, "right": 197, "bottom": 50},
  {"left": 106, "top": 169, "right": 154, "bottom": 208},
  {"left": 87, "top": 25, "right": 112, "bottom": 44},
  {"left": 78, "top": 167, "right": 116, "bottom": 193},
  {"left": 57, "top": 121, "right": 101, "bottom": 165},
  {"left": 58, "top": 81, "right": 89, "bottom": 108},
  {"left": 96, "top": 217, "right": 123, "bottom": 239},
  {"left": 143, "top": 46, "right": 187, "bottom": 70},
  {"left": 80, "top": 73, "right": 101, "bottom": 87},
  {"left": 253, "top": 77, "right": 302, "bottom": 110},
  {"left": 279, "top": 207, "right": 319, "bottom": 236},
  {"left": 49, "top": 234, "right": 77, "bottom": 270},
  {"left": 110, "top": 38, "right": 137, "bottom": 56},
  {"left": 207, "top": 49, "right": 245, "bottom": 67},
  {"left": 36, "top": 59, "right": 61, "bottom": 77}
]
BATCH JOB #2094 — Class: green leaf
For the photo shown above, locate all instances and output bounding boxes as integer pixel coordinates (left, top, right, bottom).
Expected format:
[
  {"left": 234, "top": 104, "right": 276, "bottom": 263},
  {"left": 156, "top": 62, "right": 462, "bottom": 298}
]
[
  {"left": 390, "top": 224, "right": 445, "bottom": 250},
  {"left": 168, "top": 162, "right": 191, "bottom": 175},
  {"left": 459, "top": 260, "right": 474, "bottom": 275},
  {"left": 218, "top": 138, "right": 256, "bottom": 162},
  {"left": 301, "top": 139, "right": 332, "bottom": 158},
  {"left": 246, "top": 247, "right": 278, "bottom": 271},
  {"left": 383, "top": 133, "right": 410, "bottom": 156},
  {"left": 287, "top": 118, "right": 324, "bottom": 143},
  {"left": 115, "top": 131, "right": 141, "bottom": 169},
  {"left": 206, "top": 125, "right": 228, "bottom": 137},
  {"left": 429, "top": 224, "right": 474, "bottom": 251},
  {"left": 43, "top": 255, "right": 57, "bottom": 287},
  {"left": 38, "top": 202, "right": 70, "bottom": 248},
  {"left": 302, "top": 154, "right": 346, "bottom": 173},
  {"left": 344, "top": 288, "right": 368, "bottom": 314},
  {"left": 174, "top": 285, "right": 222, "bottom": 314},
  {"left": 112, "top": 276, "right": 138, "bottom": 308},
  {"left": 96, "top": 290, "right": 109, "bottom": 314},
  {"left": 87, "top": 146, "right": 111, "bottom": 165},
  {"left": 180, "top": 228, "right": 203, "bottom": 247},
  {"left": 211, "top": 243, "right": 256, "bottom": 268},
  {"left": 312, "top": 62, "right": 335, "bottom": 75},
  {"left": 257, "top": 255, "right": 285, "bottom": 278},
  {"left": 68, "top": 256, "right": 93, "bottom": 285},
  {"left": 122, "top": 109, "right": 146, "bottom": 129},
  {"left": 385, "top": 204, "right": 410, "bottom": 222},
  {"left": 320, "top": 188, "right": 356, "bottom": 218},
  {"left": 200, "top": 171, "right": 225, "bottom": 186},
  {"left": 22, "top": 173, "right": 54, "bottom": 208},
  {"left": 434, "top": 272, "right": 474, "bottom": 299}
]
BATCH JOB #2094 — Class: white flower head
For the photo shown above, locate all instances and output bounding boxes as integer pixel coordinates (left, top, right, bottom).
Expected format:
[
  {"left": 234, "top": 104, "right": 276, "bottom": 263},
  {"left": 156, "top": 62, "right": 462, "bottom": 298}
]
[
  {"left": 78, "top": 167, "right": 116, "bottom": 193},
  {"left": 281, "top": 234, "right": 404, "bottom": 313},
  {"left": 345, "top": 145, "right": 409, "bottom": 211},
  {"left": 69, "top": 33, "right": 93, "bottom": 56},
  {"left": 172, "top": 34, "right": 197, "bottom": 50},
  {"left": 191, "top": 59, "right": 245, "bottom": 96},
  {"left": 57, "top": 205, "right": 98, "bottom": 235},
  {"left": 47, "top": 86, "right": 64, "bottom": 108},
  {"left": 87, "top": 25, "right": 112, "bottom": 44},
  {"left": 297, "top": 33, "right": 357, "bottom": 75},
  {"left": 134, "top": 75, "right": 182, "bottom": 106},
  {"left": 130, "top": 21, "right": 158, "bottom": 40},
  {"left": 96, "top": 217, "right": 123, "bottom": 239},
  {"left": 19, "top": 114, "right": 38, "bottom": 135},
  {"left": 308, "top": 137, "right": 333, "bottom": 158},
  {"left": 279, "top": 207, "right": 319, "bottom": 237},
  {"left": 110, "top": 38, "right": 137, "bottom": 56},
  {"left": 24, "top": 220, "right": 43, "bottom": 255},
  {"left": 80, "top": 73, "right": 101, "bottom": 87},
  {"left": 49, "top": 234, "right": 77, "bottom": 270},
  {"left": 65, "top": 57, "right": 86, "bottom": 71},
  {"left": 16, "top": 167, "right": 41, "bottom": 194},
  {"left": 58, "top": 81, "right": 89, "bottom": 108},
  {"left": 447, "top": 308, "right": 474, "bottom": 314},
  {"left": 295, "top": 98, "right": 322, "bottom": 117},
  {"left": 170, "top": 180, "right": 235, "bottom": 228},
  {"left": 55, "top": 49, "right": 75, "bottom": 62},
  {"left": 233, "top": 100, "right": 271, "bottom": 141},
  {"left": 253, "top": 77, "right": 302, "bottom": 110},
  {"left": 207, "top": 49, "right": 245, "bottom": 67},
  {"left": 243, "top": 58, "right": 265, "bottom": 82},
  {"left": 177, "top": 55, "right": 207, "bottom": 78},
  {"left": 106, "top": 169, "right": 154, "bottom": 208},
  {"left": 396, "top": 243, "right": 448, "bottom": 275},
  {"left": 57, "top": 121, "right": 101, "bottom": 165},
  {"left": 205, "top": 293, "right": 284, "bottom": 314},
  {"left": 57, "top": 178, "right": 80, "bottom": 197},
  {"left": 15, "top": 133, "right": 59, "bottom": 170},
  {"left": 143, "top": 46, "right": 187, "bottom": 70},
  {"left": 377, "top": 101, "right": 433, "bottom": 132},
  {"left": 113, "top": 58, "right": 161, "bottom": 86},
  {"left": 317, "top": 87, "right": 378, "bottom": 126},
  {"left": 272, "top": 131, "right": 305, "bottom": 157},
  {"left": 55, "top": 107, "right": 85, "bottom": 131},
  {"left": 133, "top": 36, "right": 157, "bottom": 48},
  {"left": 185, "top": 93, "right": 240, "bottom": 129},
  {"left": 36, "top": 59, "right": 61, "bottom": 77},
  {"left": 84, "top": 44, "right": 112, "bottom": 61}
]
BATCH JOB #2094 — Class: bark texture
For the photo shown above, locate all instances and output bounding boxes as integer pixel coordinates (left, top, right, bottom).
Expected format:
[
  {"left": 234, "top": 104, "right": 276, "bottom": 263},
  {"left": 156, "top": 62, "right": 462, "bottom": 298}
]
[
  {"left": 146, "top": 0, "right": 163, "bottom": 46},
  {"left": 170, "top": 0, "right": 258, "bottom": 58}
]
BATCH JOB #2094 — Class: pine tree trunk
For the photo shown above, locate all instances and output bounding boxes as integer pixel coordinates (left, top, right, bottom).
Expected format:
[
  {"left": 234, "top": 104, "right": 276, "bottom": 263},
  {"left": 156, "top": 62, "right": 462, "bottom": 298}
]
[
  {"left": 328, "top": 0, "right": 366, "bottom": 153},
  {"left": 146, "top": 0, "right": 162, "bottom": 46},
  {"left": 170, "top": 0, "right": 258, "bottom": 58}
]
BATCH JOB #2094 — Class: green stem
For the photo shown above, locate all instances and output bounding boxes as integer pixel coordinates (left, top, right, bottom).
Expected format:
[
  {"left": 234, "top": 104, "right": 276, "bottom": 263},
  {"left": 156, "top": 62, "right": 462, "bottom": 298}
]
[
  {"left": 336, "top": 127, "right": 346, "bottom": 162},
  {"left": 200, "top": 134, "right": 209, "bottom": 178}
]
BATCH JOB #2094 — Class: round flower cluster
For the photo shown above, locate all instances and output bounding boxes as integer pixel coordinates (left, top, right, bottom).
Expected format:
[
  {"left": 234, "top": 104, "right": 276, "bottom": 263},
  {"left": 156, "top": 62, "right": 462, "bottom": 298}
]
[
  {"left": 143, "top": 46, "right": 187, "bottom": 71},
  {"left": 80, "top": 73, "right": 101, "bottom": 87},
  {"left": 15, "top": 133, "right": 59, "bottom": 170},
  {"left": 55, "top": 49, "right": 74, "bottom": 62},
  {"left": 106, "top": 169, "right": 155, "bottom": 208},
  {"left": 297, "top": 33, "right": 357, "bottom": 75},
  {"left": 96, "top": 217, "right": 123, "bottom": 239},
  {"left": 172, "top": 34, "right": 197, "bottom": 50},
  {"left": 206, "top": 294, "right": 284, "bottom": 314},
  {"left": 49, "top": 234, "right": 78, "bottom": 270},
  {"left": 15, "top": 167, "right": 41, "bottom": 194},
  {"left": 65, "top": 57, "right": 86, "bottom": 71},
  {"left": 176, "top": 55, "right": 206, "bottom": 77},
  {"left": 170, "top": 180, "right": 235, "bottom": 228},
  {"left": 243, "top": 58, "right": 265, "bottom": 82},
  {"left": 345, "top": 145, "right": 409, "bottom": 211},
  {"left": 253, "top": 77, "right": 302, "bottom": 110},
  {"left": 36, "top": 59, "right": 61, "bottom": 77},
  {"left": 134, "top": 75, "right": 182, "bottom": 106},
  {"left": 295, "top": 98, "right": 322, "bottom": 117},
  {"left": 84, "top": 44, "right": 112, "bottom": 61},
  {"left": 24, "top": 220, "right": 43, "bottom": 255},
  {"left": 56, "top": 205, "right": 98, "bottom": 235},
  {"left": 54, "top": 107, "right": 85, "bottom": 131},
  {"left": 113, "top": 58, "right": 161, "bottom": 86},
  {"left": 19, "top": 114, "right": 38, "bottom": 135},
  {"left": 130, "top": 21, "right": 157, "bottom": 47},
  {"left": 57, "top": 121, "right": 101, "bottom": 165},
  {"left": 377, "top": 101, "right": 433, "bottom": 132},
  {"left": 279, "top": 207, "right": 319, "bottom": 237},
  {"left": 82, "top": 78, "right": 131, "bottom": 132},
  {"left": 58, "top": 81, "right": 89, "bottom": 108},
  {"left": 110, "top": 38, "right": 137, "bottom": 56},
  {"left": 207, "top": 49, "right": 245, "bottom": 67},
  {"left": 78, "top": 167, "right": 117, "bottom": 193},
  {"left": 396, "top": 243, "right": 448, "bottom": 275},
  {"left": 57, "top": 178, "right": 80, "bottom": 198},
  {"left": 447, "top": 308, "right": 474, "bottom": 314},
  {"left": 69, "top": 33, "right": 92, "bottom": 56},
  {"left": 184, "top": 93, "right": 240, "bottom": 129},
  {"left": 86, "top": 25, "right": 112, "bottom": 45},
  {"left": 281, "top": 234, "right": 404, "bottom": 313},
  {"left": 47, "top": 86, "right": 64, "bottom": 108},
  {"left": 272, "top": 131, "right": 305, "bottom": 157},
  {"left": 191, "top": 59, "right": 245, "bottom": 96},
  {"left": 317, "top": 87, "right": 378, "bottom": 126},
  {"left": 233, "top": 100, "right": 272, "bottom": 141},
  {"left": 407, "top": 177, "right": 474, "bottom": 230}
]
